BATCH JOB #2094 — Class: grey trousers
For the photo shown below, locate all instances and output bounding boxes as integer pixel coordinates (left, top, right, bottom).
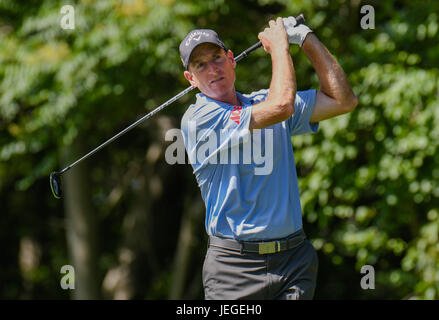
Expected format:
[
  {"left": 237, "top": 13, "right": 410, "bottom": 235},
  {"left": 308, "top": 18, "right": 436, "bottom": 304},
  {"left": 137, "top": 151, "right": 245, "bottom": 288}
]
[{"left": 202, "top": 234, "right": 318, "bottom": 300}]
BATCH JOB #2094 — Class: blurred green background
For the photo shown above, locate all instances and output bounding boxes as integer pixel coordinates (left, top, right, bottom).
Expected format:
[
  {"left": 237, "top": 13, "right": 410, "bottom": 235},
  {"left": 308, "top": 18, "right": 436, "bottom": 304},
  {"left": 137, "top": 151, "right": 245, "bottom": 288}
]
[{"left": 1, "top": 0, "right": 438, "bottom": 299}]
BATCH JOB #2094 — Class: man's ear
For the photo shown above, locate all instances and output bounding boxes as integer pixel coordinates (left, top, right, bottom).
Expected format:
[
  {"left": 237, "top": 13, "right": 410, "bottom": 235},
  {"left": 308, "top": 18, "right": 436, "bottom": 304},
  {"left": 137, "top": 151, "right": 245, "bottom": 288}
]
[
  {"left": 227, "top": 50, "right": 236, "bottom": 69},
  {"left": 184, "top": 70, "right": 198, "bottom": 87}
]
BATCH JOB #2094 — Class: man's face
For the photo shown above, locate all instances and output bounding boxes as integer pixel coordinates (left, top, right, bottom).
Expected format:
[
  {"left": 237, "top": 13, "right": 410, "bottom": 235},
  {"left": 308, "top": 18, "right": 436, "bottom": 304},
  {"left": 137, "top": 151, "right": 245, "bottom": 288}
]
[{"left": 184, "top": 43, "right": 237, "bottom": 103}]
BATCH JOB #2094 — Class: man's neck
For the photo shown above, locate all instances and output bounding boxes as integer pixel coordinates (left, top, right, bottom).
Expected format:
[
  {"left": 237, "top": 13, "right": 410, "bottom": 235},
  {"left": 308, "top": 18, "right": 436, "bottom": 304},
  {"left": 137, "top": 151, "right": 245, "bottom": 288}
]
[{"left": 204, "top": 89, "right": 241, "bottom": 106}]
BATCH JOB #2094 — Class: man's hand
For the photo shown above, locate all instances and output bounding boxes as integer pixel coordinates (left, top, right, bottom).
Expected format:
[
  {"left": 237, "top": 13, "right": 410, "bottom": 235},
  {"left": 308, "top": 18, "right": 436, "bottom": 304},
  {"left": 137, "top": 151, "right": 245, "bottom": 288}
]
[
  {"left": 283, "top": 16, "right": 313, "bottom": 47},
  {"left": 258, "top": 17, "right": 289, "bottom": 55}
]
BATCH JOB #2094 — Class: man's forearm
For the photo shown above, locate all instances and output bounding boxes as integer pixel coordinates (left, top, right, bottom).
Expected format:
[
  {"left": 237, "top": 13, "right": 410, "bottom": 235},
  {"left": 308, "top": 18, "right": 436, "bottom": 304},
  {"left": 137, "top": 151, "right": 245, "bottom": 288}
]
[
  {"left": 302, "top": 33, "right": 357, "bottom": 107},
  {"left": 249, "top": 48, "right": 297, "bottom": 130},
  {"left": 250, "top": 17, "right": 298, "bottom": 130},
  {"left": 267, "top": 47, "right": 297, "bottom": 112}
]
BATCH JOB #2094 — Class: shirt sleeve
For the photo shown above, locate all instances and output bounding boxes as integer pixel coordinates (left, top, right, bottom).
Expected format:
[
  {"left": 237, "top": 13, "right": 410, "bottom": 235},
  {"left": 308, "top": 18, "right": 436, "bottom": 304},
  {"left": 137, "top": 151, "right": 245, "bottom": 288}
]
[
  {"left": 181, "top": 101, "right": 252, "bottom": 173},
  {"left": 287, "top": 89, "right": 319, "bottom": 136}
]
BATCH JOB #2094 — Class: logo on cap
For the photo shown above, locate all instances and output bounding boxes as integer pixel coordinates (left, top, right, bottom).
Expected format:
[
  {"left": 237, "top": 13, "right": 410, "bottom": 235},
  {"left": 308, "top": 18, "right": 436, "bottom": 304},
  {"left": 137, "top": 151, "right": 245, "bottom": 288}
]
[{"left": 185, "top": 31, "right": 210, "bottom": 46}]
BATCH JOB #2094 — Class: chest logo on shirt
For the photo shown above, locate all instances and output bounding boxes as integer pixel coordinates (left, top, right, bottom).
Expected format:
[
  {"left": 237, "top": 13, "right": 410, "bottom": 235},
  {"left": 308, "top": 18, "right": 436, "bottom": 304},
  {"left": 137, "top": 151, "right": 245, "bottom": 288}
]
[{"left": 230, "top": 106, "right": 242, "bottom": 124}]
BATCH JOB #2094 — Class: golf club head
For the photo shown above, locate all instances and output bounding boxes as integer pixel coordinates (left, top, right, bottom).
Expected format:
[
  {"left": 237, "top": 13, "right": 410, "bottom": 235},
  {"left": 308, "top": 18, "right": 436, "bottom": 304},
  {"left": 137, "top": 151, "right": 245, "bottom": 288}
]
[{"left": 50, "top": 172, "right": 63, "bottom": 199}]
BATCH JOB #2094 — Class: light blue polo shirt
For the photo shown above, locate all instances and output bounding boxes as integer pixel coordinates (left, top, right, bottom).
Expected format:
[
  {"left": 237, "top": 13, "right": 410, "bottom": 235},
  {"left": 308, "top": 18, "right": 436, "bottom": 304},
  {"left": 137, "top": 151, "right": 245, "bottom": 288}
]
[{"left": 181, "top": 89, "right": 318, "bottom": 241}]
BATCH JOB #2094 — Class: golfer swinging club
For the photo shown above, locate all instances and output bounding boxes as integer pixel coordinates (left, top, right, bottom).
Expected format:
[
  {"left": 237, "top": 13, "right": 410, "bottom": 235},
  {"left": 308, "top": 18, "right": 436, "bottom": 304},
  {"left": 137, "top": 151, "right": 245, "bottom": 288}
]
[{"left": 179, "top": 16, "right": 358, "bottom": 299}]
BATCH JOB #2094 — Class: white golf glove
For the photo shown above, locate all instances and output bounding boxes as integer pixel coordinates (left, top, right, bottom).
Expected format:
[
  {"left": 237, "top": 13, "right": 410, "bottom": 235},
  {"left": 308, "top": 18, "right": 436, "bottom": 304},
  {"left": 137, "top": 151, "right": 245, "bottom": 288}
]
[{"left": 283, "top": 16, "right": 313, "bottom": 47}]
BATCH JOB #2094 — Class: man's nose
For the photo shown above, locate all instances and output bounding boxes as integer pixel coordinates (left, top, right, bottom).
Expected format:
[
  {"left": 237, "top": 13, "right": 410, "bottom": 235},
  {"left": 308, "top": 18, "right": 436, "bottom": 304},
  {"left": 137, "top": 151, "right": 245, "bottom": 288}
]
[{"left": 207, "top": 61, "right": 220, "bottom": 73}]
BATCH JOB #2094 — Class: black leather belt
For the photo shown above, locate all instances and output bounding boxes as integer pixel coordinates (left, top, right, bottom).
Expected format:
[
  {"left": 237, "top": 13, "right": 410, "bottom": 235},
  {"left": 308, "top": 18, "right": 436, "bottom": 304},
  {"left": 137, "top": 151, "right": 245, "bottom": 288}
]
[{"left": 208, "top": 229, "right": 306, "bottom": 254}]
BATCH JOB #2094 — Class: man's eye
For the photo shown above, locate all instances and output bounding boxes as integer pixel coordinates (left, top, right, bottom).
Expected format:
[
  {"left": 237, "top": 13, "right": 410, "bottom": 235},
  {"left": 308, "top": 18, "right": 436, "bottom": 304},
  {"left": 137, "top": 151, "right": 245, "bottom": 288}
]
[{"left": 197, "top": 63, "right": 205, "bottom": 69}]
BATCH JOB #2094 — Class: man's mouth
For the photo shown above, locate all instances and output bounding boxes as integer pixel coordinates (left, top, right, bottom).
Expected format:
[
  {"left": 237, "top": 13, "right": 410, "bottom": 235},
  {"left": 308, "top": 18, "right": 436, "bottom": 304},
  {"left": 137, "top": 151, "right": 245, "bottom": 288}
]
[{"left": 210, "top": 77, "right": 224, "bottom": 84}]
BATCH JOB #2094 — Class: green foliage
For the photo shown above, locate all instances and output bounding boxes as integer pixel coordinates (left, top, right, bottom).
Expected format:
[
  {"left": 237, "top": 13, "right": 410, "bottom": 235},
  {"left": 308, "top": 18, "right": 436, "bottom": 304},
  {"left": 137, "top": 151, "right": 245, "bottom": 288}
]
[{"left": 291, "top": 0, "right": 439, "bottom": 299}]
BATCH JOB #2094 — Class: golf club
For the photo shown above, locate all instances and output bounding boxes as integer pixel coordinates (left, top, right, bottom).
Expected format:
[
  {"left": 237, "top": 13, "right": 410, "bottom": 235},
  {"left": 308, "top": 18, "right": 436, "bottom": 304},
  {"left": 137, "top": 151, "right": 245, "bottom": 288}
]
[{"left": 50, "top": 14, "right": 305, "bottom": 199}]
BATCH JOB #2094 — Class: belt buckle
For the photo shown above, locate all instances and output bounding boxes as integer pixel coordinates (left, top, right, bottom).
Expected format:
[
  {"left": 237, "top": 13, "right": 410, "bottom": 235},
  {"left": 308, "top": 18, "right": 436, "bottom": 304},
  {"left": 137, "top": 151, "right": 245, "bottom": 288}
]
[{"left": 258, "top": 241, "right": 280, "bottom": 254}]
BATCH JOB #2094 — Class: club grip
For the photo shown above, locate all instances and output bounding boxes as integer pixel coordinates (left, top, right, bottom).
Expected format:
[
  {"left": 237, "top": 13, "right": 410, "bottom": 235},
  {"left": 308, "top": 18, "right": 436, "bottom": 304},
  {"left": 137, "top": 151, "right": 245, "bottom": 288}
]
[
  {"left": 235, "top": 14, "right": 306, "bottom": 62},
  {"left": 296, "top": 14, "right": 305, "bottom": 25}
]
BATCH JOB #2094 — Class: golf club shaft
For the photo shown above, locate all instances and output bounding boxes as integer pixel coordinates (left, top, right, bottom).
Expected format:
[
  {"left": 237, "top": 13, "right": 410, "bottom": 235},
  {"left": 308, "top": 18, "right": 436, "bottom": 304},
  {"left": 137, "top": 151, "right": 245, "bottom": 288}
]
[
  {"left": 59, "top": 85, "right": 195, "bottom": 175},
  {"left": 58, "top": 13, "right": 305, "bottom": 175}
]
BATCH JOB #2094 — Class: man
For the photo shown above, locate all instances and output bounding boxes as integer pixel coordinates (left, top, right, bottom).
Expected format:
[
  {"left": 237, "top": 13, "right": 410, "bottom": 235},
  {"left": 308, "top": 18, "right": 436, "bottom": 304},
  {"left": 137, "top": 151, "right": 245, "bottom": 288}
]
[{"left": 179, "top": 17, "right": 358, "bottom": 299}]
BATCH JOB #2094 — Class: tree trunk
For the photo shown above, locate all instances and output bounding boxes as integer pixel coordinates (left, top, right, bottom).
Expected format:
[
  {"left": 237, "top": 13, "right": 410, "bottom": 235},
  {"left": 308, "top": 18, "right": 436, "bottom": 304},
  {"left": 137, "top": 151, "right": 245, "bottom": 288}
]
[
  {"left": 101, "top": 168, "right": 157, "bottom": 300},
  {"left": 169, "top": 194, "right": 204, "bottom": 299},
  {"left": 63, "top": 139, "right": 100, "bottom": 299}
]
